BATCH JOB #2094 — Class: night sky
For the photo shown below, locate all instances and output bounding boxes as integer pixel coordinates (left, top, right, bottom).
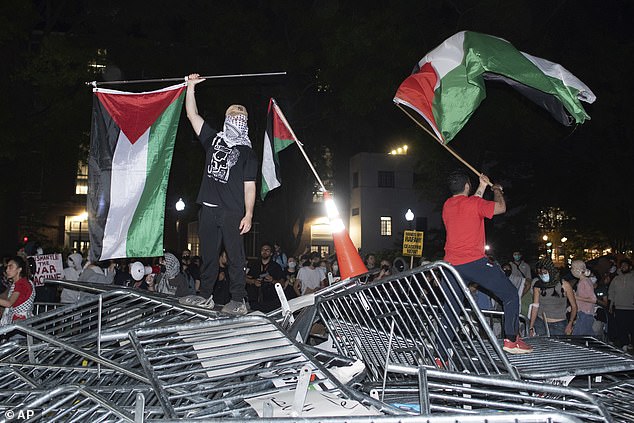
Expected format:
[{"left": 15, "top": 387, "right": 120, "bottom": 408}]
[{"left": 0, "top": 0, "right": 632, "bottom": 260}]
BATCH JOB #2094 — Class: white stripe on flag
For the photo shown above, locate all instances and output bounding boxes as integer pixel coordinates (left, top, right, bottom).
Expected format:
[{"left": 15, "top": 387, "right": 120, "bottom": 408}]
[
  {"left": 101, "top": 128, "right": 150, "bottom": 259},
  {"left": 261, "top": 131, "right": 280, "bottom": 192},
  {"left": 420, "top": 31, "right": 465, "bottom": 90}
]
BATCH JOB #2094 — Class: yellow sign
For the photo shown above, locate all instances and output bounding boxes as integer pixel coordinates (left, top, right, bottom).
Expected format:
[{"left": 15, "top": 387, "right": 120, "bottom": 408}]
[{"left": 402, "top": 230, "right": 424, "bottom": 257}]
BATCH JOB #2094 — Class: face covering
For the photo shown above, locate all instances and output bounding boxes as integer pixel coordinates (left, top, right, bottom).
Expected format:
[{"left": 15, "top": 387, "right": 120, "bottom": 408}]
[
  {"left": 513, "top": 254, "right": 521, "bottom": 262},
  {"left": 590, "top": 276, "right": 598, "bottom": 283},
  {"left": 539, "top": 273, "right": 550, "bottom": 283},
  {"left": 610, "top": 265, "right": 617, "bottom": 273},
  {"left": 288, "top": 262, "right": 296, "bottom": 270}
]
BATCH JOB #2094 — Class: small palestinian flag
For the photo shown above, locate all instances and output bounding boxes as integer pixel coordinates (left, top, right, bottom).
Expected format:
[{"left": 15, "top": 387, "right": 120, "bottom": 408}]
[
  {"left": 394, "top": 31, "right": 596, "bottom": 143},
  {"left": 88, "top": 83, "right": 186, "bottom": 261},
  {"left": 261, "top": 98, "right": 298, "bottom": 200}
]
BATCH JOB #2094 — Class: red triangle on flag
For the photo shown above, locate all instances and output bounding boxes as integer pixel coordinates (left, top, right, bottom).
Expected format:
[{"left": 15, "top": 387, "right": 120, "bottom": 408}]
[{"left": 96, "top": 86, "right": 185, "bottom": 144}]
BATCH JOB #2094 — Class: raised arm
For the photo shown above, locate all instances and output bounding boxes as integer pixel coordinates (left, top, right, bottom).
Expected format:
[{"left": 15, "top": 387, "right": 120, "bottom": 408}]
[
  {"left": 185, "top": 73, "right": 205, "bottom": 136},
  {"left": 491, "top": 184, "right": 506, "bottom": 215}
]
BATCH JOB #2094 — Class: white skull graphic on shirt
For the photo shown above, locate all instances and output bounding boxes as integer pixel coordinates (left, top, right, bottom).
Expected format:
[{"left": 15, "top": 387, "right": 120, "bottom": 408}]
[{"left": 207, "top": 135, "right": 240, "bottom": 183}]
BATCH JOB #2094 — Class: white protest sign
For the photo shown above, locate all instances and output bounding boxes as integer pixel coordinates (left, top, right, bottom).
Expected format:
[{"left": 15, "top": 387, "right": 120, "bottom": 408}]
[{"left": 29, "top": 254, "right": 64, "bottom": 286}]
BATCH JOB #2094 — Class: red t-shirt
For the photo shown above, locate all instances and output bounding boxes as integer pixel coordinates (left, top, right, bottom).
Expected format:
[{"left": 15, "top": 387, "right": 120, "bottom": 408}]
[
  {"left": 442, "top": 195, "right": 495, "bottom": 265},
  {"left": 11, "top": 278, "right": 33, "bottom": 320}
]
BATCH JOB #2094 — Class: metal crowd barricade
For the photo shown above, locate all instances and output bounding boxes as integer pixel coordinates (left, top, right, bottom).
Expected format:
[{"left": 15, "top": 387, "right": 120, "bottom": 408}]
[
  {"left": 380, "top": 363, "right": 613, "bottom": 422},
  {"left": 311, "top": 261, "right": 519, "bottom": 380},
  {"left": 592, "top": 380, "right": 634, "bottom": 422},
  {"left": 0, "top": 290, "right": 394, "bottom": 421}
]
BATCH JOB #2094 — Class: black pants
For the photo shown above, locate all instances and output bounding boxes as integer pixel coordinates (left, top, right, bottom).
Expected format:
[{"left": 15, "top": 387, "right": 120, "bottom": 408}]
[
  {"left": 615, "top": 309, "right": 634, "bottom": 347},
  {"left": 198, "top": 206, "right": 247, "bottom": 302}
]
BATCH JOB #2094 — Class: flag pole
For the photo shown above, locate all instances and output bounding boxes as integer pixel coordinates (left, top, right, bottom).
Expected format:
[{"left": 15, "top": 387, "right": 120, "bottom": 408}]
[
  {"left": 272, "top": 100, "right": 327, "bottom": 192},
  {"left": 396, "top": 104, "right": 488, "bottom": 182},
  {"left": 86, "top": 71, "right": 287, "bottom": 87}
]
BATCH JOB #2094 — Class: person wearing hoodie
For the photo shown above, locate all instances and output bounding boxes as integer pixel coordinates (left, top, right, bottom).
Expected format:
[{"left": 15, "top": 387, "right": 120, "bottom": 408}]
[
  {"left": 155, "top": 252, "right": 190, "bottom": 297},
  {"left": 78, "top": 261, "right": 116, "bottom": 300},
  {"left": 61, "top": 253, "right": 83, "bottom": 304}
]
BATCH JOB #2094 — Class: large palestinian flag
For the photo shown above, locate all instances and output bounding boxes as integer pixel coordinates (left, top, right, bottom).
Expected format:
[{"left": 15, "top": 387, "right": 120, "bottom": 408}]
[
  {"left": 394, "top": 31, "right": 596, "bottom": 143},
  {"left": 88, "top": 83, "right": 186, "bottom": 262},
  {"left": 260, "top": 98, "right": 298, "bottom": 200}
]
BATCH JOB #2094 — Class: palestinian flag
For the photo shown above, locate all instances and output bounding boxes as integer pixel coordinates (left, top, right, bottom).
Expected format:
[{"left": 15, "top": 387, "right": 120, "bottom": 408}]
[
  {"left": 394, "top": 31, "right": 596, "bottom": 143},
  {"left": 88, "top": 83, "right": 186, "bottom": 262},
  {"left": 261, "top": 98, "right": 298, "bottom": 200}
]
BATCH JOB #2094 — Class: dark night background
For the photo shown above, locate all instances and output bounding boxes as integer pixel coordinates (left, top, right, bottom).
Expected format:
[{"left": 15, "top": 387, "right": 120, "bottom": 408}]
[{"left": 0, "top": 0, "right": 632, "bottom": 262}]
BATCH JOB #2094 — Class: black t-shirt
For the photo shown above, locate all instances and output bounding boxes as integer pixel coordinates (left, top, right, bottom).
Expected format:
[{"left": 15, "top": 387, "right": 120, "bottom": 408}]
[
  {"left": 196, "top": 122, "right": 258, "bottom": 214},
  {"left": 247, "top": 260, "right": 285, "bottom": 281}
]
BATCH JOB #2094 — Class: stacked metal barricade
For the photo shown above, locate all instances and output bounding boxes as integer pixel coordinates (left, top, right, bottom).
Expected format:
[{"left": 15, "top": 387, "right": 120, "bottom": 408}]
[{"left": 0, "top": 261, "right": 632, "bottom": 421}]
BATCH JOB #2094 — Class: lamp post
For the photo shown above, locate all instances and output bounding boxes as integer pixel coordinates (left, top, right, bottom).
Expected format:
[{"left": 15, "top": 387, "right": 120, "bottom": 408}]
[
  {"left": 405, "top": 209, "right": 415, "bottom": 269},
  {"left": 175, "top": 198, "right": 185, "bottom": 250},
  {"left": 76, "top": 211, "right": 88, "bottom": 254}
]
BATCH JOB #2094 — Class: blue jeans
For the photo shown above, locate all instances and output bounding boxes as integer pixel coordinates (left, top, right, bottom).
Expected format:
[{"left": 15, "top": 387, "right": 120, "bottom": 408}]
[
  {"left": 573, "top": 311, "right": 595, "bottom": 336},
  {"left": 534, "top": 318, "right": 567, "bottom": 336},
  {"left": 454, "top": 258, "right": 520, "bottom": 339}
]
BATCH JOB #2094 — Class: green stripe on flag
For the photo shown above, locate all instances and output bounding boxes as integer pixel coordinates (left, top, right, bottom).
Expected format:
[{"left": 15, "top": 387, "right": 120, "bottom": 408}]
[{"left": 126, "top": 93, "right": 185, "bottom": 257}]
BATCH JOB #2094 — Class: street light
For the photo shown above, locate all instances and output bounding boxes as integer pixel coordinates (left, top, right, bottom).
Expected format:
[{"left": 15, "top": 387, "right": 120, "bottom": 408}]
[
  {"left": 405, "top": 209, "right": 415, "bottom": 268},
  {"left": 542, "top": 235, "right": 548, "bottom": 241},
  {"left": 175, "top": 198, "right": 185, "bottom": 249}
]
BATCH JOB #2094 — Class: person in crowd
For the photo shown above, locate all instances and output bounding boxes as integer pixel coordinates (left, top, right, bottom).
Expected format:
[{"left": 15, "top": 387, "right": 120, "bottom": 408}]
[
  {"left": 78, "top": 260, "right": 117, "bottom": 300},
  {"left": 509, "top": 251, "right": 531, "bottom": 281},
  {"left": 209, "top": 250, "right": 231, "bottom": 306},
  {"left": 594, "top": 271, "right": 610, "bottom": 341},
  {"left": 181, "top": 249, "right": 201, "bottom": 294},
  {"left": 272, "top": 242, "right": 288, "bottom": 271},
  {"left": 608, "top": 258, "right": 634, "bottom": 351},
  {"left": 0, "top": 256, "right": 35, "bottom": 325},
  {"left": 365, "top": 254, "right": 377, "bottom": 272},
  {"left": 377, "top": 258, "right": 393, "bottom": 280},
  {"left": 529, "top": 258, "right": 577, "bottom": 337},
  {"left": 294, "top": 252, "right": 327, "bottom": 296},
  {"left": 442, "top": 170, "right": 532, "bottom": 354},
  {"left": 246, "top": 242, "right": 286, "bottom": 312},
  {"left": 61, "top": 253, "right": 84, "bottom": 304},
  {"left": 502, "top": 262, "right": 528, "bottom": 305},
  {"left": 571, "top": 260, "right": 597, "bottom": 336},
  {"left": 185, "top": 73, "right": 257, "bottom": 315},
  {"left": 155, "top": 252, "right": 190, "bottom": 297}
]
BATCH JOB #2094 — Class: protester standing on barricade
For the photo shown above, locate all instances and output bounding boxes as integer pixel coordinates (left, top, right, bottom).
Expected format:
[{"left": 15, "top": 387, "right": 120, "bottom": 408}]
[
  {"left": 185, "top": 73, "right": 257, "bottom": 315},
  {"left": 442, "top": 170, "right": 532, "bottom": 354}
]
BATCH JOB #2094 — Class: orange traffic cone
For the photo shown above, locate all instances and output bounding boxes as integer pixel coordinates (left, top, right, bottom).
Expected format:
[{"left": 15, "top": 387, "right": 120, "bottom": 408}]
[{"left": 324, "top": 191, "right": 368, "bottom": 280}]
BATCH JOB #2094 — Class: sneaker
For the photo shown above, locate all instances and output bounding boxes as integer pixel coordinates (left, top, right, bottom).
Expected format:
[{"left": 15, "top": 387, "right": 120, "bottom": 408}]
[
  {"left": 221, "top": 299, "right": 248, "bottom": 316},
  {"left": 503, "top": 337, "right": 534, "bottom": 354}
]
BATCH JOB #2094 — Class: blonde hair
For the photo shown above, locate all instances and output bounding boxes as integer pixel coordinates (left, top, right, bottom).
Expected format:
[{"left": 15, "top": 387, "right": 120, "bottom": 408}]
[{"left": 225, "top": 104, "right": 248, "bottom": 117}]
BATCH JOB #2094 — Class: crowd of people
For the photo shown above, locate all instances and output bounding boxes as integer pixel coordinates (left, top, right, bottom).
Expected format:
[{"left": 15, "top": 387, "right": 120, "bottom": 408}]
[{"left": 469, "top": 250, "right": 634, "bottom": 351}]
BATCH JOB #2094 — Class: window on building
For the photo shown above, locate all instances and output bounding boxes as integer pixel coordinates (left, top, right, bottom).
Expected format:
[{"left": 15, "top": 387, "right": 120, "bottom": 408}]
[
  {"left": 351, "top": 208, "right": 359, "bottom": 216},
  {"left": 378, "top": 171, "right": 394, "bottom": 188},
  {"left": 352, "top": 172, "right": 359, "bottom": 188},
  {"left": 75, "top": 161, "right": 88, "bottom": 195},
  {"left": 310, "top": 245, "right": 330, "bottom": 257},
  {"left": 380, "top": 216, "right": 392, "bottom": 236}
]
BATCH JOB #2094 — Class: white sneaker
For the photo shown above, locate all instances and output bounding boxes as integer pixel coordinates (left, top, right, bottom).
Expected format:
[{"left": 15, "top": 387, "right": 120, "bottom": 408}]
[{"left": 221, "top": 299, "right": 248, "bottom": 316}]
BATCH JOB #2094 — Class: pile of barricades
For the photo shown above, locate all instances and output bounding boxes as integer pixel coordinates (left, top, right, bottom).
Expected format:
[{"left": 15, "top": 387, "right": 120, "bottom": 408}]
[{"left": 0, "top": 261, "right": 632, "bottom": 422}]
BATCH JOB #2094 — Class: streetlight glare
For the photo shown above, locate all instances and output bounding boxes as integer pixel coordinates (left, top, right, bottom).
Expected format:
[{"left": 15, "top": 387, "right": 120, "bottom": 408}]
[
  {"left": 175, "top": 198, "right": 185, "bottom": 212},
  {"left": 405, "top": 209, "right": 414, "bottom": 222},
  {"left": 542, "top": 235, "right": 548, "bottom": 241},
  {"left": 561, "top": 237, "right": 568, "bottom": 243}
]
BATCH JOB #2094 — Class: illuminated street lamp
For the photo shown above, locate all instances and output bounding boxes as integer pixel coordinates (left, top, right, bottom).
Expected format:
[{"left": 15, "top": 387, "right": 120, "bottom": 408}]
[
  {"left": 542, "top": 235, "right": 548, "bottom": 241},
  {"left": 175, "top": 198, "right": 186, "bottom": 249},
  {"left": 75, "top": 211, "right": 88, "bottom": 253}
]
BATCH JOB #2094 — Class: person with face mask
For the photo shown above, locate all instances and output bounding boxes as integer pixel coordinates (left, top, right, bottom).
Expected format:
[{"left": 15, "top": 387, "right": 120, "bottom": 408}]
[
  {"left": 529, "top": 258, "right": 577, "bottom": 337},
  {"left": 185, "top": 73, "right": 258, "bottom": 316},
  {"left": 571, "top": 260, "right": 597, "bottom": 336},
  {"left": 608, "top": 259, "right": 634, "bottom": 351},
  {"left": 509, "top": 251, "right": 531, "bottom": 281},
  {"left": 61, "top": 253, "right": 84, "bottom": 304}
]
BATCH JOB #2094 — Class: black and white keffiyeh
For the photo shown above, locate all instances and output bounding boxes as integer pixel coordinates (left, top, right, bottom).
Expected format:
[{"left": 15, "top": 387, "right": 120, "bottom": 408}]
[{"left": 218, "top": 114, "right": 251, "bottom": 148}]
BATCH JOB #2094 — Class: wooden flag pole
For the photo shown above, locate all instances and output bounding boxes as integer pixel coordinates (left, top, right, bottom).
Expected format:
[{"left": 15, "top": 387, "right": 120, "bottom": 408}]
[
  {"left": 272, "top": 99, "right": 327, "bottom": 192},
  {"left": 396, "top": 104, "right": 486, "bottom": 181},
  {"left": 86, "top": 71, "right": 287, "bottom": 87}
]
